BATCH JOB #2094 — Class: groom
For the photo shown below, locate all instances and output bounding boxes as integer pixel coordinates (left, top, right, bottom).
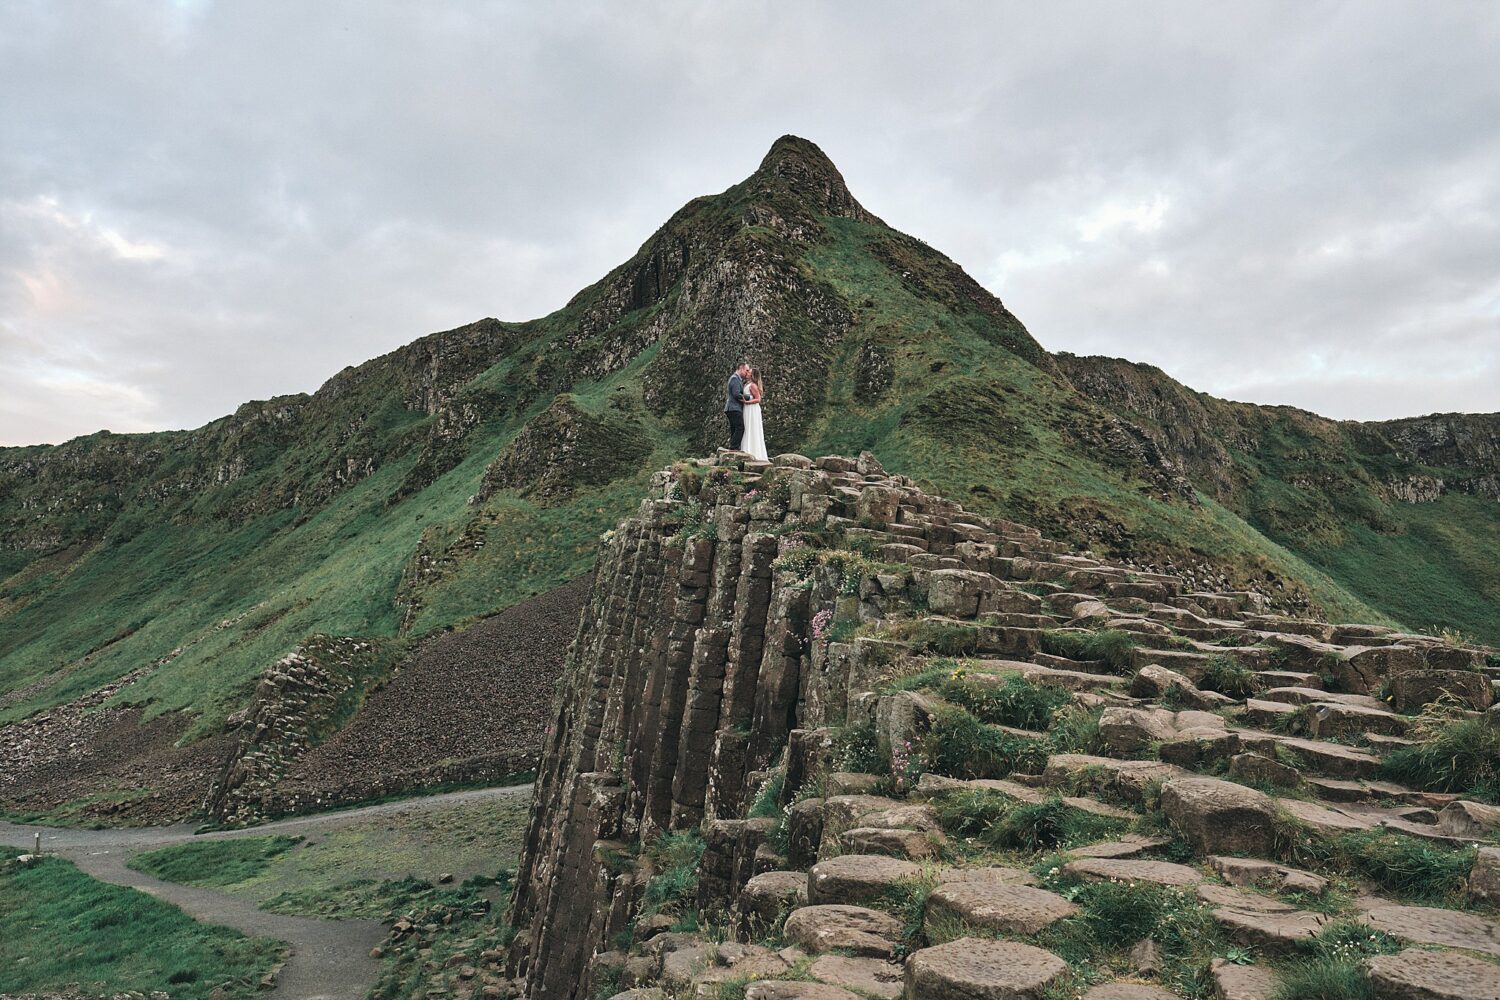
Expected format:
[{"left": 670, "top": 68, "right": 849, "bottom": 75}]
[{"left": 723, "top": 361, "right": 752, "bottom": 451}]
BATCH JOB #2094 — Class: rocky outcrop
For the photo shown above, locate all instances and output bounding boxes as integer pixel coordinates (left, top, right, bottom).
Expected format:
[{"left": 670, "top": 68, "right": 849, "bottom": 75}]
[{"left": 503, "top": 452, "right": 1499, "bottom": 1000}]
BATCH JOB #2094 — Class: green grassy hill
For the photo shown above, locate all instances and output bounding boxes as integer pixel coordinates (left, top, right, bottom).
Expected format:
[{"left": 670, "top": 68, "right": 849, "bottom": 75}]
[{"left": 2, "top": 135, "right": 1495, "bottom": 744}]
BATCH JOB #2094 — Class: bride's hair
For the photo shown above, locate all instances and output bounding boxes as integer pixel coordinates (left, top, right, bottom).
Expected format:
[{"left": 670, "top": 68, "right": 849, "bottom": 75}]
[{"left": 749, "top": 367, "right": 763, "bottom": 387}]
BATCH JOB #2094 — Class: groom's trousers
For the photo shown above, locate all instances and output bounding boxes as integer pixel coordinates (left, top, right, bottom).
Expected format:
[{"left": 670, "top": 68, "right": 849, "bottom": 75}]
[{"left": 726, "top": 411, "right": 745, "bottom": 450}]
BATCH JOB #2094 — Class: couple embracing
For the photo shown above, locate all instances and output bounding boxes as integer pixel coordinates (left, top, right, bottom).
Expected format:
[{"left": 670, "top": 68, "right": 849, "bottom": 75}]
[{"left": 723, "top": 361, "right": 769, "bottom": 461}]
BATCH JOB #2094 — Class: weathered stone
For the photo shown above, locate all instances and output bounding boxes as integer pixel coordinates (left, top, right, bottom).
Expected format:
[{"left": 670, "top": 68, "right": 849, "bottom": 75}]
[
  {"left": 1209, "top": 857, "right": 1327, "bottom": 895},
  {"left": 786, "top": 797, "right": 824, "bottom": 869},
  {"left": 841, "top": 826, "right": 945, "bottom": 860},
  {"left": 1063, "top": 857, "right": 1203, "bottom": 887},
  {"left": 782, "top": 905, "right": 903, "bottom": 957},
  {"left": 1098, "top": 707, "right": 1179, "bottom": 754},
  {"left": 1042, "top": 754, "right": 1187, "bottom": 805},
  {"left": 904, "top": 938, "right": 1069, "bottom": 1000},
  {"left": 1160, "top": 776, "right": 1279, "bottom": 856},
  {"left": 1227, "top": 752, "right": 1301, "bottom": 789},
  {"left": 737, "top": 871, "right": 808, "bottom": 935},
  {"left": 1362, "top": 902, "right": 1500, "bottom": 955},
  {"left": 937, "top": 865, "right": 1038, "bottom": 887},
  {"left": 1276, "top": 798, "right": 1377, "bottom": 836},
  {"left": 807, "top": 955, "right": 903, "bottom": 1000},
  {"left": 1437, "top": 799, "right": 1500, "bottom": 838},
  {"left": 1130, "top": 664, "right": 1198, "bottom": 700},
  {"left": 808, "top": 854, "right": 920, "bottom": 905},
  {"left": 925, "top": 882, "right": 1078, "bottom": 935},
  {"left": 744, "top": 983, "right": 860, "bottom": 1000},
  {"left": 927, "top": 569, "right": 1003, "bottom": 618},
  {"left": 1212, "top": 903, "right": 1328, "bottom": 954},
  {"left": 1209, "top": 958, "right": 1276, "bottom": 1000},
  {"left": 1069, "top": 836, "right": 1171, "bottom": 859},
  {"left": 1389, "top": 669, "right": 1493, "bottom": 713},
  {"left": 856, "top": 486, "right": 902, "bottom": 525},
  {"left": 1365, "top": 947, "right": 1500, "bottom": 1000},
  {"left": 1082, "top": 986, "right": 1181, "bottom": 1000},
  {"left": 1470, "top": 846, "right": 1500, "bottom": 906}
]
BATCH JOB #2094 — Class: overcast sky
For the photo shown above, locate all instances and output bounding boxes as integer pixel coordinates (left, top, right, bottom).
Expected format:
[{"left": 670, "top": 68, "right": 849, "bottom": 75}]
[{"left": 2, "top": 1, "right": 1497, "bottom": 446}]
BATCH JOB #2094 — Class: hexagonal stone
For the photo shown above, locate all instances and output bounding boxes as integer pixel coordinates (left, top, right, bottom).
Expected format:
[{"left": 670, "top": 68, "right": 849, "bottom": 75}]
[
  {"left": 1470, "top": 846, "right": 1500, "bottom": 906},
  {"left": 738, "top": 871, "right": 809, "bottom": 934},
  {"left": 905, "top": 938, "right": 1069, "bottom": 999},
  {"left": 1160, "top": 776, "right": 1278, "bottom": 856},
  {"left": 1209, "top": 857, "right": 1327, "bottom": 895},
  {"left": 808, "top": 955, "right": 903, "bottom": 1000},
  {"left": 925, "top": 881, "right": 1078, "bottom": 935},
  {"left": 1389, "top": 669, "right": 1494, "bottom": 713},
  {"left": 1212, "top": 903, "right": 1328, "bottom": 955},
  {"left": 1362, "top": 903, "right": 1500, "bottom": 956},
  {"left": 1437, "top": 799, "right": 1500, "bottom": 838},
  {"left": 1209, "top": 958, "right": 1276, "bottom": 1000},
  {"left": 937, "top": 865, "right": 1038, "bottom": 887},
  {"left": 745, "top": 983, "right": 861, "bottom": 1000},
  {"left": 1365, "top": 947, "right": 1500, "bottom": 1000},
  {"left": 1063, "top": 857, "right": 1203, "bottom": 887},
  {"left": 841, "top": 826, "right": 945, "bottom": 860},
  {"left": 783, "top": 905, "right": 903, "bottom": 957},
  {"left": 808, "top": 854, "right": 921, "bottom": 905},
  {"left": 1082, "top": 986, "right": 1183, "bottom": 1000},
  {"left": 1069, "top": 835, "right": 1171, "bottom": 859}
]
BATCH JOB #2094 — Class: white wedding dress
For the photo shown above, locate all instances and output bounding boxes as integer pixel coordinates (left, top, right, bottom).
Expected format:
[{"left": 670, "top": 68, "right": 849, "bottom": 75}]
[{"left": 741, "top": 398, "right": 769, "bottom": 461}]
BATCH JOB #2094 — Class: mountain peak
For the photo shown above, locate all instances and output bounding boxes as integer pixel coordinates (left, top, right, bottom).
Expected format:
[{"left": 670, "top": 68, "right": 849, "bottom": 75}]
[{"left": 751, "top": 134, "right": 872, "bottom": 222}]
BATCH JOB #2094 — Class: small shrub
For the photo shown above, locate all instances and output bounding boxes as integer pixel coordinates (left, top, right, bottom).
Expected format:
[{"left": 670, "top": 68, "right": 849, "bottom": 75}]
[
  {"left": 1047, "top": 704, "right": 1102, "bottom": 754},
  {"left": 1270, "top": 957, "right": 1373, "bottom": 1000},
  {"left": 1199, "top": 653, "right": 1258, "bottom": 698},
  {"left": 747, "top": 771, "right": 785, "bottom": 819},
  {"left": 831, "top": 722, "right": 885, "bottom": 774},
  {"left": 1039, "top": 629, "right": 1135, "bottom": 673},
  {"left": 921, "top": 708, "right": 1047, "bottom": 780},
  {"left": 642, "top": 831, "right": 705, "bottom": 915},
  {"left": 932, "top": 790, "right": 1126, "bottom": 852},
  {"left": 1289, "top": 828, "right": 1475, "bottom": 903},
  {"left": 937, "top": 673, "right": 1070, "bottom": 730},
  {"left": 913, "top": 620, "right": 982, "bottom": 656},
  {"left": 1379, "top": 713, "right": 1500, "bottom": 803}
]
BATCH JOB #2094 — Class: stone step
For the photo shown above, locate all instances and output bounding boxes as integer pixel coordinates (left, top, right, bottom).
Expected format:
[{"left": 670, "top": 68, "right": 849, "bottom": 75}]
[{"left": 905, "top": 940, "right": 1070, "bottom": 1000}]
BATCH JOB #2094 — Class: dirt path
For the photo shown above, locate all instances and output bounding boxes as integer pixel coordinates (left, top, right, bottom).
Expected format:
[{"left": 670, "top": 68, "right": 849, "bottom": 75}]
[{"left": 0, "top": 783, "right": 532, "bottom": 1000}]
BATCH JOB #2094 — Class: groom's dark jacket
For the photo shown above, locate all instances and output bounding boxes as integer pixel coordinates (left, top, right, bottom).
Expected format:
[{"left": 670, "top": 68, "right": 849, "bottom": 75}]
[{"left": 724, "top": 374, "right": 750, "bottom": 413}]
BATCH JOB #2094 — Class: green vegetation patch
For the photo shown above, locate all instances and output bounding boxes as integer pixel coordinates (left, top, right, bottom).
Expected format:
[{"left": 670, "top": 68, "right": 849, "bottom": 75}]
[
  {"left": 1040, "top": 629, "right": 1136, "bottom": 673},
  {"left": 1379, "top": 713, "right": 1500, "bottom": 804},
  {"left": 933, "top": 789, "right": 1129, "bottom": 852},
  {"left": 0, "top": 856, "right": 285, "bottom": 999},
  {"left": 1285, "top": 826, "right": 1476, "bottom": 904},
  {"left": 131, "top": 835, "right": 302, "bottom": 887}
]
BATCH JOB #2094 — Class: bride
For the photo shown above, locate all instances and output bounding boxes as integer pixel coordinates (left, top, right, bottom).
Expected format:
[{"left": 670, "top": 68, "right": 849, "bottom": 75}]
[{"left": 740, "top": 367, "right": 769, "bottom": 461}]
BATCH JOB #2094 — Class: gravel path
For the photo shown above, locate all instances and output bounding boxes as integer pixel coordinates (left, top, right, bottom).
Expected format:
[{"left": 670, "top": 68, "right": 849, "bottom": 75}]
[{"left": 0, "top": 783, "right": 532, "bottom": 1000}]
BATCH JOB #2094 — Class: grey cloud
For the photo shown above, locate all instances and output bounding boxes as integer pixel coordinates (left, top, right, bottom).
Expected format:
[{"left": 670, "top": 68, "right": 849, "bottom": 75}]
[{"left": 1, "top": 0, "right": 1496, "bottom": 444}]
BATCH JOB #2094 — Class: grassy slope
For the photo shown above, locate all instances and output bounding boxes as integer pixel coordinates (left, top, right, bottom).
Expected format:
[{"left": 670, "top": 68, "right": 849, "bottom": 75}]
[
  {"left": 0, "top": 856, "right": 285, "bottom": 999},
  {"left": 801, "top": 216, "right": 1391, "bottom": 625}
]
